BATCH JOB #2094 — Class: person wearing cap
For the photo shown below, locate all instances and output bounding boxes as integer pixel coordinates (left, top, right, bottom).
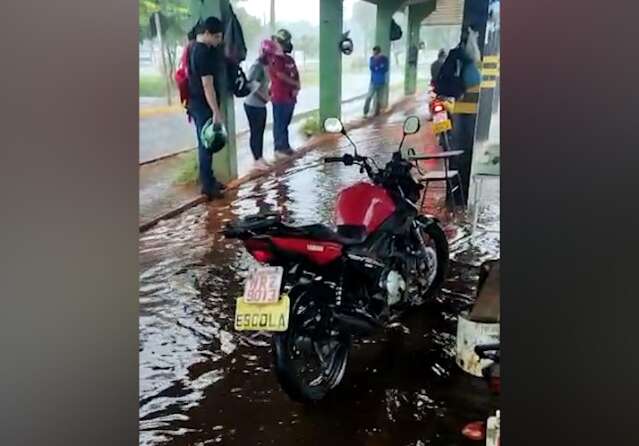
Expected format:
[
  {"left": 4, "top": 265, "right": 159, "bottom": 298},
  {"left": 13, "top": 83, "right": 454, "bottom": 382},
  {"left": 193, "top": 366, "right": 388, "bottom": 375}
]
[
  {"left": 363, "top": 45, "right": 389, "bottom": 117},
  {"left": 268, "top": 29, "right": 300, "bottom": 160},
  {"left": 431, "top": 48, "right": 447, "bottom": 83},
  {"left": 244, "top": 39, "right": 280, "bottom": 173},
  {"left": 188, "top": 16, "right": 225, "bottom": 200}
]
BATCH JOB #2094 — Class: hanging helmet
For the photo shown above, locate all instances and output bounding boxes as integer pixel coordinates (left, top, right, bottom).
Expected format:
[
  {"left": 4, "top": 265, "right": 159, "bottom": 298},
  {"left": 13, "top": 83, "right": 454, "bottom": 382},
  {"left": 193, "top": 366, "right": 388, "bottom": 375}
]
[{"left": 200, "top": 119, "right": 227, "bottom": 153}]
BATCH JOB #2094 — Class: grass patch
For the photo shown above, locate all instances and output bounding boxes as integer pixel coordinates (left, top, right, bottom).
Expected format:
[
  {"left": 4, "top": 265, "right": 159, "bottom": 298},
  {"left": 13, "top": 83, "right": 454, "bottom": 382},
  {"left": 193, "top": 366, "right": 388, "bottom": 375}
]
[
  {"left": 174, "top": 151, "right": 199, "bottom": 185},
  {"left": 301, "top": 113, "right": 321, "bottom": 137},
  {"left": 140, "top": 73, "right": 168, "bottom": 97}
]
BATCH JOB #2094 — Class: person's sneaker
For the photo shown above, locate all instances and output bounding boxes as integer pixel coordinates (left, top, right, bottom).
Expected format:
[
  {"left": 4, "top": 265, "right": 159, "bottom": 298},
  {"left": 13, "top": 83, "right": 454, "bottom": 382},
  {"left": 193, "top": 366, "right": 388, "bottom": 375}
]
[
  {"left": 203, "top": 187, "right": 224, "bottom": 201},
  {"left": 214, "top": 180, "right": 227, "bottom": 191},
  {"left": 251, "top": 158, "right": 271, "bottom": 173},
  {"left": 274, "top": 148, "right": 294, "bottom": 161}
]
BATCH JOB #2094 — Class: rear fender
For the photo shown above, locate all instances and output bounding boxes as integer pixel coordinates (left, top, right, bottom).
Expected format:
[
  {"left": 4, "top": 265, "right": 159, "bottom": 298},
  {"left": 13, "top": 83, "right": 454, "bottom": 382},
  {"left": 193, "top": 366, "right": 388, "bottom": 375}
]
[{"left": 271, "top": 237, "right": 343, "bottom": 266}]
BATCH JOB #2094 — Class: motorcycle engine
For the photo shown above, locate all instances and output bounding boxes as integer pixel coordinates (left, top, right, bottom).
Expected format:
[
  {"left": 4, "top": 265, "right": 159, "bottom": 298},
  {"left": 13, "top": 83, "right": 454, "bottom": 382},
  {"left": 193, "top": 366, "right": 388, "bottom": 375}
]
[{"left": 380, "top": 269, "right": 406, "bottom": 306}]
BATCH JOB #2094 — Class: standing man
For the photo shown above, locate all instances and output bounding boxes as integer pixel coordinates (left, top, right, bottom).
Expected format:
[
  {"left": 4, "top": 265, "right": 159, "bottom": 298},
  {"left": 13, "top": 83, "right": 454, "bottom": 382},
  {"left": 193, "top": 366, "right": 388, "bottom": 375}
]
[
  {"left": 363, "top": 46, "right": 389, "bottom": 117},
  {"left": 188, "top": 17, "right": 225, "bottom": 200},
  {"left": 269, "top": 29, "right": 300, "bottom": 160},
  {"left": 430, "top": 49, "right": 447, "bottom": 84}
]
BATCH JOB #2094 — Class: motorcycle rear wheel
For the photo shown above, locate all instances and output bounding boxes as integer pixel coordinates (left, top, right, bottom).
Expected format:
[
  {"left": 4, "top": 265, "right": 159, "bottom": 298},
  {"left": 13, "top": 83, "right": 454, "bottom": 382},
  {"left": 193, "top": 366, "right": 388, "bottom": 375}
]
[{"left": 272, "top": 284, "right": 350, "bottom": 403}]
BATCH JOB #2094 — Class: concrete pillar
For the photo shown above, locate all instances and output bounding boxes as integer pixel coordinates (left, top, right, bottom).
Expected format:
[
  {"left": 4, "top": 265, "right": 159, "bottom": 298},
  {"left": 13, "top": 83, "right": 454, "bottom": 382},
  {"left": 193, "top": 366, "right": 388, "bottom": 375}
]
[
  {"left": 375, "top": 0, "right": 395, "bottom": 110},
  {"left": 404, "top": 0, "right": 435, "bottom": 96},
  {"left": 189, "top": 0, "right": 237, "bottom": 183},
  {"left": 468, "top": 1, "right": 500, "bottom": 207},
  {"left": 474, "top": 21, "right": 500, "bottom": 144},
  {"left": 319, "top": 0, "right": 344, "bottom": 124},
  {"left": 451, "top": 0, "right": 490, "bottom": 205}
]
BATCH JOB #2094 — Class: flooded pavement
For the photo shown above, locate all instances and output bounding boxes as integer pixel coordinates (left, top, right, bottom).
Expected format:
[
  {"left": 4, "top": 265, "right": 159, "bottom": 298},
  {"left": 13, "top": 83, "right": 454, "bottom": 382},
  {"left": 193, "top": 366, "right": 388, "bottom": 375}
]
[{"left": 139, "top": 102, "right": 500, "bottom": 446}]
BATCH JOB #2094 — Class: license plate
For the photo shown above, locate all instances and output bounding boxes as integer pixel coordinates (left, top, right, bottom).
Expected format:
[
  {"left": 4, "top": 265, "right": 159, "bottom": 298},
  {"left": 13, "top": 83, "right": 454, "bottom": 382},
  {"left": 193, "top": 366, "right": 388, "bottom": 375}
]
[
  {"left": 243, "top": 266, "right": 283, "bottom": 303},
  {"left": 433, "top": 111, "right": 452, "bottom": 134},
  {"left": 234, "top": 295, "right": 290, "bottom": 332}
]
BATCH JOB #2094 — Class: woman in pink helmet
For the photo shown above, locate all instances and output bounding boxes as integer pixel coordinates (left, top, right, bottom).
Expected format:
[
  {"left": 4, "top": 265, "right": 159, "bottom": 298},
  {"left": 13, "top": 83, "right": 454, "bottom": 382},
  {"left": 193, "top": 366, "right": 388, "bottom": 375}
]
[{"left": 243, "top": 39, "right": 283, "bottom": 173}]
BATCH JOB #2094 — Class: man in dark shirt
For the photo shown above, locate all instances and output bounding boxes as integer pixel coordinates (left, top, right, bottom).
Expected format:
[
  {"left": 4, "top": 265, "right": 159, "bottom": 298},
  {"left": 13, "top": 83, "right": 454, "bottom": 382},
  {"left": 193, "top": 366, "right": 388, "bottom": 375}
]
[
  {"left": 430, "top": 49, "right": 447, "bottom": 83},
  {"left": 188, "top": 17, "right": 225, "bottom": 200}
]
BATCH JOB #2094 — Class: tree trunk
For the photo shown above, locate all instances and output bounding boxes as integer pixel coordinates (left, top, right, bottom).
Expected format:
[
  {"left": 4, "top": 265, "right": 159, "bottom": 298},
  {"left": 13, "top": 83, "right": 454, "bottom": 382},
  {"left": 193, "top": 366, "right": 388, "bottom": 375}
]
[{"left": 154, "top": 12, "right": 172, "bottom": 106}]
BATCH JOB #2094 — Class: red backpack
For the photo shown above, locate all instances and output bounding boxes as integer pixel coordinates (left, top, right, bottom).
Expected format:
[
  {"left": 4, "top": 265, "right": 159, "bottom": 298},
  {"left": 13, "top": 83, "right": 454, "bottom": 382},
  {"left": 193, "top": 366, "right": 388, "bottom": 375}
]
[{"left": 174, "top": 42, "right": 193, "bottom": 110}]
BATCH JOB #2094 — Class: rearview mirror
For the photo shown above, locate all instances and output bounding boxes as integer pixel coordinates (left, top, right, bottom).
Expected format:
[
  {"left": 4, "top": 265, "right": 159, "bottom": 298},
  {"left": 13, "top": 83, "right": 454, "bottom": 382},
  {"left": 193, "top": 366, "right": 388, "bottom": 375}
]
[
  {"left": 403, "top": 116, "right": 420, "bottom": 135},
  {"left": 324, "top": 118, "right": 344, "bottom": 134}
]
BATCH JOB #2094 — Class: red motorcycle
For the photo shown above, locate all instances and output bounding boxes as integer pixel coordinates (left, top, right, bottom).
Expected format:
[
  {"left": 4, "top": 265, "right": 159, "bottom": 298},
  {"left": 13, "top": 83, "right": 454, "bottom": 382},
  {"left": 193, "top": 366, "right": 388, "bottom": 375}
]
[{"left": 224, "top": 116, "right": 449, "bottom": 402}]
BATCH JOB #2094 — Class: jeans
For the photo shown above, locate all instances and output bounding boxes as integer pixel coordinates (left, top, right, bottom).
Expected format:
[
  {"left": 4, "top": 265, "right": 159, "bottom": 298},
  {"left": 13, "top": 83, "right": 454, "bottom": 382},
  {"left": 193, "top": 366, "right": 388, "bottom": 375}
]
[
  {"left": 363, "top": 83, "right": 384, "bottom": 116},
  {"left": 190, "top": 103, "right": 217, "bottom": 195},
  {"left": 272, "top": 102, "right": 296, "bottom": 152},
  {"left": 244, "top": 103, "right": 267, "bottom": 160}
]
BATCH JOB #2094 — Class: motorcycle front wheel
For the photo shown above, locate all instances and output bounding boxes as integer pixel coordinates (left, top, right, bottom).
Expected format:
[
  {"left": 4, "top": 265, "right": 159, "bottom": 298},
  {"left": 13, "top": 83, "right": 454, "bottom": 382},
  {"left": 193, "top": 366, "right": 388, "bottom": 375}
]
[
  {"left": 415, "top": 219, "right": 449, "bottom": 301},
  {"left": 272, "top": 284, "right": 350, "bottom": 403}
]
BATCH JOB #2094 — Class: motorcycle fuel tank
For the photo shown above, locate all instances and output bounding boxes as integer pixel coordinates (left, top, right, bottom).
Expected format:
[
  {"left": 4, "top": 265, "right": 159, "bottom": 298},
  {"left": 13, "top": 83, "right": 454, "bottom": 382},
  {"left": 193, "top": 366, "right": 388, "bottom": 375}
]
[{"left": 334, "top": 182, "right": 396, "bottom": 234}]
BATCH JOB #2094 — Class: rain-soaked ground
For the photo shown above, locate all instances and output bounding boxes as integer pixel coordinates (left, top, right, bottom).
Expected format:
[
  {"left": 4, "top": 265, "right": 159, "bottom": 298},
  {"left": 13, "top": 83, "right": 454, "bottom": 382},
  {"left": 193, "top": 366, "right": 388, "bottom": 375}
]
[{"left": 139, "top": 103, "right": 500, "bottom": 446}]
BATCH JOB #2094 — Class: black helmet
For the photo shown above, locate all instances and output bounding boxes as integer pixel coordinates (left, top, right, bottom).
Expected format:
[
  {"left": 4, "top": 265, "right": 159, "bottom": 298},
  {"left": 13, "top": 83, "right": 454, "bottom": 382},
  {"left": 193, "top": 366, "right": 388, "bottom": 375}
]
[{"left": 273, "top": 28, "right": 292, "bottom": 43}]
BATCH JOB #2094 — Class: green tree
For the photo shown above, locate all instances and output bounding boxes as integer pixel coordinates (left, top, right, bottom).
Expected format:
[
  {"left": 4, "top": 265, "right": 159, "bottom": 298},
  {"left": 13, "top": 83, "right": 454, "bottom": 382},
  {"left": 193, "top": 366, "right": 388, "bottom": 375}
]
[
  {"left": 139, "top": 0, "right": 191, "bottom": 103},
  {"left": 232, "top": 4, "right": 266, "bottom": 55}
]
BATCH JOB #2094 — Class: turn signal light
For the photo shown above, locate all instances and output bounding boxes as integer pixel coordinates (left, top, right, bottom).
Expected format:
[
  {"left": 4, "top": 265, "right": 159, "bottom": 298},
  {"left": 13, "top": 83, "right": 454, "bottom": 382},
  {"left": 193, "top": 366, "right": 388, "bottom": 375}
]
[
  {"left": 251, "top": 250, "right": 273, "bottom": 263},
  {"left": 244, "top": 239, "right": 274, "bottom": 263}
]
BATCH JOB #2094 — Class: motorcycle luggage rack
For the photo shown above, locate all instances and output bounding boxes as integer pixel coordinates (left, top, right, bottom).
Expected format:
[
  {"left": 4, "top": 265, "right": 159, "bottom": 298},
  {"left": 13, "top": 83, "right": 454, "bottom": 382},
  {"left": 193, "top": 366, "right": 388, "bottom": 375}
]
[{"left": 408, "top": 149, "right": 466, "bottom": 210}]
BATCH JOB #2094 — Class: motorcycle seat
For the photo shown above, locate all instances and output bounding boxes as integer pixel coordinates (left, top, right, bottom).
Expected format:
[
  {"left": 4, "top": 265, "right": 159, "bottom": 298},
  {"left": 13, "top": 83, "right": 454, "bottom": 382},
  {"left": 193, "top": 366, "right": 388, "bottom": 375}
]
[{"left": 279, "top": 223, "right": 367, "bottom": 246}]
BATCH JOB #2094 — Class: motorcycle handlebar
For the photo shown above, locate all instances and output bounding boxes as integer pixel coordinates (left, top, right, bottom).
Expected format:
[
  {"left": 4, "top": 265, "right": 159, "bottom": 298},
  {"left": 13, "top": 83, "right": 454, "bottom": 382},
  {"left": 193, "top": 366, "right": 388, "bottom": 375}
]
[{"left": 324, "top": 154, "right": 368, "bottom": 165}]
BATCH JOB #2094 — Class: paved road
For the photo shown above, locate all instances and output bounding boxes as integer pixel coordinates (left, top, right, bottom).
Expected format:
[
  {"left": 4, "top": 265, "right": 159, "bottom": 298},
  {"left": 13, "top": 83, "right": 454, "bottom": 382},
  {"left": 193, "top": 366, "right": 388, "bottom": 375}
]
[{"left": 140, "top": 67, "right": 430, "bottom": 163}]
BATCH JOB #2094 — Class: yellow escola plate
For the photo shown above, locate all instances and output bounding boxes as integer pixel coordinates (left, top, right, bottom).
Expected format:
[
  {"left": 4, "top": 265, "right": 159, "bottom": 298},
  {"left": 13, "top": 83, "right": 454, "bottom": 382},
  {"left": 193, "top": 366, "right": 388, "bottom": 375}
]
[{"left": 234, "top": 295, "right": 290, "bottom": 332}]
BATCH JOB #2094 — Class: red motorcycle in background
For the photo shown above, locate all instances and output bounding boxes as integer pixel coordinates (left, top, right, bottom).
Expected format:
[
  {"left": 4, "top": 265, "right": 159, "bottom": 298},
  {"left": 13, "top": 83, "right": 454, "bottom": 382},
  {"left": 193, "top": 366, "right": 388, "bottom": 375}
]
[{"left": 224, "top": 116, "right": 449, "bottom": 403}]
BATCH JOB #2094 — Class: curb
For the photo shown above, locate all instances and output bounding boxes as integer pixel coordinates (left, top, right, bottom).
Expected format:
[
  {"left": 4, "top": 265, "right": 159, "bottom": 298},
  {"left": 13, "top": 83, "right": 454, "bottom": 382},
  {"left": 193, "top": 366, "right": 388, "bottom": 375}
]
[{"left": 139, "top": 95, "right": 412, "bottom": 233}]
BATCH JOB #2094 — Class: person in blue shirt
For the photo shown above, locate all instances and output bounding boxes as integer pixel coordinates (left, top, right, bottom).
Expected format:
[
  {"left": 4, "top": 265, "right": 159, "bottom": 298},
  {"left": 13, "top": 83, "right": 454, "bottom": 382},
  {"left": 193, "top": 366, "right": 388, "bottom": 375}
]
[{"left": 363, "top": 46, "right": 389, "bottom": 117}]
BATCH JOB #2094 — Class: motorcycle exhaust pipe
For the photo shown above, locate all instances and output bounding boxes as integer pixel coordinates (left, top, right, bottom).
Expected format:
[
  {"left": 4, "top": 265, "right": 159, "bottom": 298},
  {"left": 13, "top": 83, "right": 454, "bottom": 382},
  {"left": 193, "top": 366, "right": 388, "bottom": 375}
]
[{"left": 332, "top": 311, "right": 380, "bottom": 336}]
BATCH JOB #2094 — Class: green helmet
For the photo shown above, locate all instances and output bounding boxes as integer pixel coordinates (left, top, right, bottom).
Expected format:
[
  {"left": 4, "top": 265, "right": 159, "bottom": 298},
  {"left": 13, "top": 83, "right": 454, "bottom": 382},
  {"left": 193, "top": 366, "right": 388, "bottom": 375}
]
[{"left": 200, "top": 119, "right": 227, "bottom": 153}]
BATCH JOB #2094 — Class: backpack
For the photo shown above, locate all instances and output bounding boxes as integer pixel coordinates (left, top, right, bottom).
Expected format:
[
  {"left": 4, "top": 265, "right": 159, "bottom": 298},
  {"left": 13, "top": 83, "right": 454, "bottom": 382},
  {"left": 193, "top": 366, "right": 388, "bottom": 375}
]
[
  {"left": 174, "top": 42, "right": 193, "bottom": 109},
  {"left": 230, "top": 64, "right": 251, "bottom": 97},
  {"left": 390, "top": 19, "right": 403, "bottom": 41},
  {"left": 434, "top": 47, "right": 467, "bottom": 99},
  {"left": 223, "top": 5, "right": 250, "bottom": 97}
]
